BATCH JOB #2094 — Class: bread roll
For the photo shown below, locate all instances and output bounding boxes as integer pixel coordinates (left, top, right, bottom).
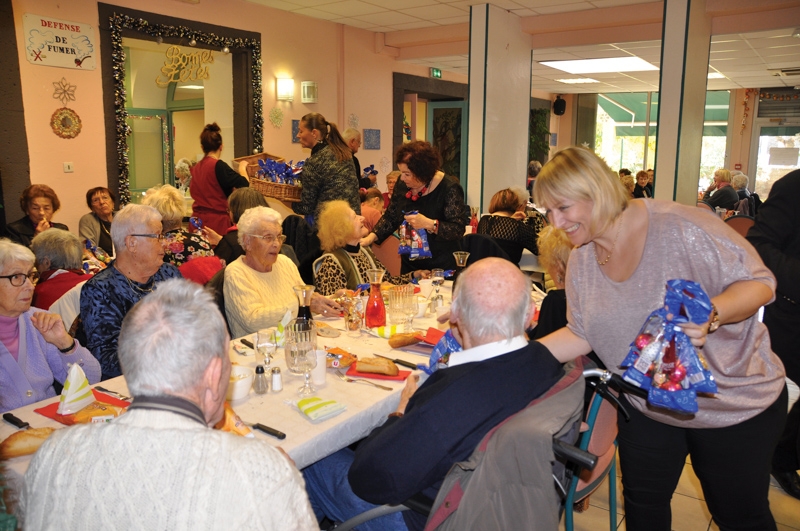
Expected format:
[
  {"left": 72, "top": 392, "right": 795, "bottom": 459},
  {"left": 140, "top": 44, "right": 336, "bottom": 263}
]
[
  {"left": 356, "top": 357, "right": 399, "bottom": 376},
  {"left": 0, "top": 427, "right": 56, "bottom": 459},
  {"left": 388, "top": 332, "right": 421, "bottom": 349}
]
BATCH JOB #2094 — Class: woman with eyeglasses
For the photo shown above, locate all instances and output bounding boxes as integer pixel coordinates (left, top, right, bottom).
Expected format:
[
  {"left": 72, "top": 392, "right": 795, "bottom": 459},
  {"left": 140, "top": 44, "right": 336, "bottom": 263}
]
[
  {"left": 6, "top": 185, "right": 69, "bottom": 248},
  {"left": 0, "top": 239, "right": 100, "bottom": 413},
  {"left": 223, "top": 206, "right": 341, "bottom": 338},
  {"left": 80, "top": 204, "right": 181, "bottom": 380},
  {"left": 79, "top": 187, "right": 117, "bottom": 258}
]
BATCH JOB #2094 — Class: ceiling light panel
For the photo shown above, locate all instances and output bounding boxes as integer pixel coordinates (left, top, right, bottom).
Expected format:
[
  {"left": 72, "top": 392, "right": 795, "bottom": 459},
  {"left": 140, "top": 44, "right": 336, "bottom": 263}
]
[{"left": 540, "top": 56, "right": 659, "bottom": 74}]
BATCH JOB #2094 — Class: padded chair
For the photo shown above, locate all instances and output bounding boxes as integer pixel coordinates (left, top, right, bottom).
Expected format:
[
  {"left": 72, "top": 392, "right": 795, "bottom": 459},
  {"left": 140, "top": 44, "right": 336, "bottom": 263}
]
[
  {"left": 696, "top": 201, "right": 714, "bottom": 212},
  {"left": 459, "top": 233, "right": 512, "bottom": 266},
  {"left": 371, "top": 235, "right": 401, "bottom": 277},
  {"left": 563, "top": 368, "right": 621, "bottom": 531},
  {"left": 334, "top": 361, "right": 588, "bottom": 531},
  {"left": 178, "top": 256, "right": 223, "bottom": 285},
  {"left": 725, "top": 214, "right": 755, "bottom": 238}
]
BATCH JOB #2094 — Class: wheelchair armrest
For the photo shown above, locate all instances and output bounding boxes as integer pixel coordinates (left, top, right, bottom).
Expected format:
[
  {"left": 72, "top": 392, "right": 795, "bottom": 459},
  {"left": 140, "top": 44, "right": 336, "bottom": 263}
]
[{"left": 553, "top": 439, "right": 597, "bottom": 471}]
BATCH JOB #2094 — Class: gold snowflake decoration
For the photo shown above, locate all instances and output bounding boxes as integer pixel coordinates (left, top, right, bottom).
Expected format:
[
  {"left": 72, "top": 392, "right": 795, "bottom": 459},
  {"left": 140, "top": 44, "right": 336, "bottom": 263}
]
[
  {"left": 268, "top": 107, "right": 284, "bottom": 128},
  {"left": 53, "top": 77, "right": 77, "bottom": 107}
]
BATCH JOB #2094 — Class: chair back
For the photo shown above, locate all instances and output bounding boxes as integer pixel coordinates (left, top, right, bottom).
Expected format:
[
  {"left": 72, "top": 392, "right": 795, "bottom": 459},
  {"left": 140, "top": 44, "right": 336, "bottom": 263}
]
[
  {"left": 696, "top": 201, "right": 714, "bottom": 212},
  {"left": 725, "top": 214, "right": 755, "bottom": 238},
  {"left": 424, "top": 361, "right": 585, "bottom": 531},
  {"left": 179, "top": 256, "right": 223, "bottom": 285},
  {"left": 371, "top": 235, "right": 401, "bottom": 277},
  {"left": 205, "top": 266, "right": 231, "bottom": 335},
  {"left": 459, "top": 234, "right": 512, "bottom": 266}
]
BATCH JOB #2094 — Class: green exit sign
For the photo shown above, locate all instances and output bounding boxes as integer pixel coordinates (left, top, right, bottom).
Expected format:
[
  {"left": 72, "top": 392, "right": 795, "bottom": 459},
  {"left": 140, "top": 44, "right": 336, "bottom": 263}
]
[{"left": 430, "top": 68, "right": 442, "bottom": 79}]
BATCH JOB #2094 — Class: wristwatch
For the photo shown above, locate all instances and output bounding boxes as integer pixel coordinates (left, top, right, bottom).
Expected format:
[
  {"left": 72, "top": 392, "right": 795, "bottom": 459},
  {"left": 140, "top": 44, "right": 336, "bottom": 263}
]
[{"left": 708, "top": 303, "right": 721, "bottom": 333}]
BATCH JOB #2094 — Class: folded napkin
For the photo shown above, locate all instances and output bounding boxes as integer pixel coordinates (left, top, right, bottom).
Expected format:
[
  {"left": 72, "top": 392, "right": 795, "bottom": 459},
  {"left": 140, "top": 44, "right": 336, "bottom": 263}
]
[
  {"left": 369, "top": 325, "right": 403, "bottom": 339},
  {"left": 57, "top": 364, "right": 95, "bottom": 414},
  {"left": 276, "top": 309, "right": 293, "bottom": 346},
  {"left": 296, "top": 397, "right": 346, "bottom": 423}
]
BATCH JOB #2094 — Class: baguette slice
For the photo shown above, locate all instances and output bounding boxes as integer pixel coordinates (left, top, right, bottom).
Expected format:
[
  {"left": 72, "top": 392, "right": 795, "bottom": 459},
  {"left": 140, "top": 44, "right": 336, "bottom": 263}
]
[
  {"left": 388, "top": 332, "right": 421, "bottom": 349},
  {"left": 0, "top": 427, "right": 56, "bottom": 459},
  {"left": 356, "top": 357, "right": 399, "bottom": 376}
]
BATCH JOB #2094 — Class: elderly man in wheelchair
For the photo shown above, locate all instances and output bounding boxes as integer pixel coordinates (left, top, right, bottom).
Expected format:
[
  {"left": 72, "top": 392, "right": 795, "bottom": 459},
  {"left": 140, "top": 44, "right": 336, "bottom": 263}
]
[{"left": 303, "top": 258, "right": 587, "bottom": 530}]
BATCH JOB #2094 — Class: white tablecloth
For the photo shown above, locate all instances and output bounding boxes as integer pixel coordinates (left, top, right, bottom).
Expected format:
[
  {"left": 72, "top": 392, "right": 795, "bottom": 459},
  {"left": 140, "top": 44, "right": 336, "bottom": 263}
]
[{"left": 0, "top": 293, "right": 450, "bottom": 484}]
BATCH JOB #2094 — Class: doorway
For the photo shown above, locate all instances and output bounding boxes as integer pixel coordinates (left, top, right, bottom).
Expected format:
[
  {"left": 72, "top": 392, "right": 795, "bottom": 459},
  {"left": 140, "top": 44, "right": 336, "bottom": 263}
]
[{"left": 748, "top": 122, "right": 800, "bottom": 199}]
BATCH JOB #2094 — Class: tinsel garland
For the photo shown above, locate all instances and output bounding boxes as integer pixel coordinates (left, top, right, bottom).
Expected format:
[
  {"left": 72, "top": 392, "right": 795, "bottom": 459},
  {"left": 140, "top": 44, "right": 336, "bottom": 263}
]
[{"left": 109, "top": 13, "right": 263, "bottom": 204}]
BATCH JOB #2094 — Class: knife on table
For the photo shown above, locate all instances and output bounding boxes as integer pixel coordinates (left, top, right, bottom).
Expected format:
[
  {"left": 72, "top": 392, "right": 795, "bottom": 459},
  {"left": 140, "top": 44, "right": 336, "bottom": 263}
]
[
  {"left": 3, "top": 413, "right": 31, "bottom": 430},
  {"left": 373, "top": 353, "right": 418, "bottom": 370},
  {"left": 247, "top": 422, "right": 286, "bottom": 440}
]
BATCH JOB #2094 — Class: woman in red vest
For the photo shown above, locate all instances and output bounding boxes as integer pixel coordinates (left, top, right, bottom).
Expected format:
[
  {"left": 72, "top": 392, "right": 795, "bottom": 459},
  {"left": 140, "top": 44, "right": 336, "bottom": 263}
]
[{"left": 190, "top": 123, "right": 250, "bottom": 235}]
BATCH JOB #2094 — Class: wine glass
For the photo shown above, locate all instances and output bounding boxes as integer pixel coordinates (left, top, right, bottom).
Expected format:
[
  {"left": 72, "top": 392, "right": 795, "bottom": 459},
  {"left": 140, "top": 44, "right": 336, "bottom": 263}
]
[
  {"left": 294, "top": 345, "right": 317, "bottom": 396},
  {"left": 255, "top": 328, "right": 277, "bottom": 367},
  {"left": 431, "top": 268, "right": 445, "bottom": 298},
  {"left": 402, "top": 284, "right": 418, "bottom": 331},
  {"left": 284, "top": 320, "right": 318, "bottom": 395}
]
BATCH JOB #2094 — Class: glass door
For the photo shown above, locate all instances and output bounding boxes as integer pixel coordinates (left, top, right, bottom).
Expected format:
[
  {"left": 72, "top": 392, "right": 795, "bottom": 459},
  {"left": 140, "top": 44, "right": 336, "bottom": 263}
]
[
  {"left": 126, "top": 111, "right": 170, "bottom": 202},
  {"left": 749, "top": 123, "right": 800, "bottom": 199}
]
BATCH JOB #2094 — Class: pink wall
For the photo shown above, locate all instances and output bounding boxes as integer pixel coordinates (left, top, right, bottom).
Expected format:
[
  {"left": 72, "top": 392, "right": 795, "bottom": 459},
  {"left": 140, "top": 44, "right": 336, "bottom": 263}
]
[{"left": 11, "top": 0, "right": 454, "bottom": 230}]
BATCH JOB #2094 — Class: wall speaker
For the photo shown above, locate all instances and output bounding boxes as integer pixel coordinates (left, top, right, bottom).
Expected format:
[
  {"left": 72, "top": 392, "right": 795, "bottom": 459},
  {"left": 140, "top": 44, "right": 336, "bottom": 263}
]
[{"left": 553, "top": 96, "right": 566, "bottom": 116}]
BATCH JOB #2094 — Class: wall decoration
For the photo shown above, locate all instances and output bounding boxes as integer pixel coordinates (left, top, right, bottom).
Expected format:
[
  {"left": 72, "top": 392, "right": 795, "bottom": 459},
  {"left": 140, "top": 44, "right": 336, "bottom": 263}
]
[
  {"left": 156, "top": 46, "right": 213, "bottom": 87},
  {"left": 23, "top": 14, "right": 96, "bottom": 70},
  {"left": 52, "top": 77, "right": 76, "bottom": 106},
  {"left": 348, "top": 113, "right": 359, "bottom": 129},
  {"left": 51, "top": 108, "right": 81, "bottom": 139},
  {"left": 363, "top": 129, "right": 380, "bottom": 150},
  {"left": 380, "top": 156, "right": 391, "bottom": 175},
  {"left": 108, "top": 13, "right": 262, "bottom": 204},
  {"left": 269, "top": 107, "right": 284, "bottom": 128},
  {"left": 292, "top": 120, "right": 300, "bottom": 143}
]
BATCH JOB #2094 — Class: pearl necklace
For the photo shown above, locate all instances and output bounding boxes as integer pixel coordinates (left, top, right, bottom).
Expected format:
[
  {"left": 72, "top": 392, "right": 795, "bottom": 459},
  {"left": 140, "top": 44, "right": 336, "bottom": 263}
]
[{"left": 594, "top": 210, "right": 626, "bottom": 266}]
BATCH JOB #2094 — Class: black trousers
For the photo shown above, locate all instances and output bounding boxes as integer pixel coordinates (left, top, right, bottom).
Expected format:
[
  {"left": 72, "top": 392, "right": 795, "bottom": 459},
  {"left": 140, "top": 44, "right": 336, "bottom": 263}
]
[{"left": 617, "top": 386, "right": 787, "bottom": 531}]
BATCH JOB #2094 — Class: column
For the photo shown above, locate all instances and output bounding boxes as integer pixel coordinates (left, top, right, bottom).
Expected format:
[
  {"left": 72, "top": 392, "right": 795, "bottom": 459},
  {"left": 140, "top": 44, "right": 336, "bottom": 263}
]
[
  {"left": 466, "top": 4, "right": 532, "bottom": 211},
  {"left": 653, "top": 0, "right": 711, "bottom": 204}
]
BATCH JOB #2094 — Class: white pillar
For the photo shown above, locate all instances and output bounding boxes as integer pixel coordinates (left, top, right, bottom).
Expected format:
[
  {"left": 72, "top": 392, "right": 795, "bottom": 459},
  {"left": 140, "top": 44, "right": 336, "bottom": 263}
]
[
  {"left": 467, "top": 4, "right": 532, "bottom": 211},
  {"left": 653, "top": 0, "right": 711, "bottom": 205}
]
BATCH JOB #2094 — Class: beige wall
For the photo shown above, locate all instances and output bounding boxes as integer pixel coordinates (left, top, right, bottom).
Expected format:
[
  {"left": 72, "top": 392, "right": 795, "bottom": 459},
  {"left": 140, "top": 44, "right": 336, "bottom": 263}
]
[
  {"left": 172, "top": 110, "right": 205, "bottom": 166},
  {"left": 11, "top": 0, "right": 459, "bottom": 231}
]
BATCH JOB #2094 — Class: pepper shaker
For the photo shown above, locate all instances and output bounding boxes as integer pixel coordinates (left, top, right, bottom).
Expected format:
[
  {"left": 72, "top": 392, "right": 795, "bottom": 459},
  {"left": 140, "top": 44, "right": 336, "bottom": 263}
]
[
  {"left": 271, "top": 367, "right": 283, "bottom": 392},
  {"left": 253, "top": 365, "right": 269, "bottom": 394}
]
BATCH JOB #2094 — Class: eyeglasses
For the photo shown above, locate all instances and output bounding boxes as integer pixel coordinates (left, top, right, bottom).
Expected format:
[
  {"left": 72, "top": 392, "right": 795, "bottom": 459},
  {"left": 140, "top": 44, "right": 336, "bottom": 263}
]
[
  {"left": 0, "top": 270, "right": 39, "bottom": 287},
  {"left": 247, "top": 233, "right": 286, "bottom": 245},
  {"left": 131, "top": 233, "right": 166, "bottom": 242}
]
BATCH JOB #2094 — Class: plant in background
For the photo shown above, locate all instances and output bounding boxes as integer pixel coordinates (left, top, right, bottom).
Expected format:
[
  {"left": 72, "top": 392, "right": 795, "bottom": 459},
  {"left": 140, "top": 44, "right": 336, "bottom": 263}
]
[{"left": 529, "top": 108, "right": 551, "bottom": 164}]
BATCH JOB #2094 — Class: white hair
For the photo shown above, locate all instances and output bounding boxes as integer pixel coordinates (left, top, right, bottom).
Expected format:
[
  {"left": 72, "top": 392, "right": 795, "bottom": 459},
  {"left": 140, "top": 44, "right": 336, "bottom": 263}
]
[
  {"left": 450, "top": 258, "right": 531, "bottom": 344},
  {"left": 342, "top": 128, "right": 361, "bottom": 142},
  {"left": 31, "top": 229, "right": 83, "bottom": 270},
  {"left": 731, "top": 173, "right": 749, "bottom": 191},
  {"left": 509, "top": 186, "right": 529, "bottom": 207},
  {"left": 237, "top": 206, "right": 283, "bottom": 247},
  {"left": 0, "top": 238, "right": 35, "bottom": 272},
  {"left": 111, "top": 204, "right": 162, "bottom": 250},
  {"left": 119, "top": 279, "right": 229, "bottom": 396},
  {"left": 175, "top": 158, "right": 192, "bottom": 181}
]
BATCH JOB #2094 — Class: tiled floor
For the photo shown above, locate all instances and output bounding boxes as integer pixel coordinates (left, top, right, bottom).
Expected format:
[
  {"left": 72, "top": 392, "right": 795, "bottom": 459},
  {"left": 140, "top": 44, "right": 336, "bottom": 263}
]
[{"left": 559, "top": 456, "right": 800, "bottom": 530}]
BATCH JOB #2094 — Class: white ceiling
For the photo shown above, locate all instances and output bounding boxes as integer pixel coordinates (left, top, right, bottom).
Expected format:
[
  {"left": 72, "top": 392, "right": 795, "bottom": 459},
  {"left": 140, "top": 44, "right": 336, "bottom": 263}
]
[{"left": 245, "top": 0, "right": 800, "bottom": 93}]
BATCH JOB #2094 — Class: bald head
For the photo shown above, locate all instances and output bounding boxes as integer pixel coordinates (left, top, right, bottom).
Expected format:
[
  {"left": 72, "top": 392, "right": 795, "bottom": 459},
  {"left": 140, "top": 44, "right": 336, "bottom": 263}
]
[{"left": 450, "top": 258, "right": 532, "bottom": 346}]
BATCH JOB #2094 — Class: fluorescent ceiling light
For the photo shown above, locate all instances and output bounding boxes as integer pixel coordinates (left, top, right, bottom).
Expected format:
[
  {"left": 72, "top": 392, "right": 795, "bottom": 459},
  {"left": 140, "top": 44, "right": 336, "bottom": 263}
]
[
  {"left": 707, "top": 72, "right": 725, "bottom": 79},
  {"left": 556, "top": 78, "right": 599, "bottom": 84},
  {"left": 540, "top": 57, "right": 658, "bottom": 74},
  {"left": 178, "top": 85, "right": 204, "bottom": 90}
]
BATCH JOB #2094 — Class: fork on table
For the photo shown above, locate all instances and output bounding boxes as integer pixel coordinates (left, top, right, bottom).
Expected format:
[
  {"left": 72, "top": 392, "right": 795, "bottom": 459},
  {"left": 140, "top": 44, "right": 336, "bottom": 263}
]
[{"left": 335, "top": 369, "right": 393, "bottom": 391}]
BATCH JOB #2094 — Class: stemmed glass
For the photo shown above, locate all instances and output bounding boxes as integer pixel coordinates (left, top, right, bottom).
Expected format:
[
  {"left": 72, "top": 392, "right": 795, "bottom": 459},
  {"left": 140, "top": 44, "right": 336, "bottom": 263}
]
[
  {"left": 285, "top": 320, "right": 318, "bottom": 396},
  {"left": 431, "top": 268, "right": 445, "bottom": 309},
  {"left": 255, "top": 328, "right": 277, "bottom": 368}
]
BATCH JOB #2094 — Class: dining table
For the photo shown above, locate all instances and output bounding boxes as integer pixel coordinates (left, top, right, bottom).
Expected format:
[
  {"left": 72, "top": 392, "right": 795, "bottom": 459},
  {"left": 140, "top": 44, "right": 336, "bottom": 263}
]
[{"left": 0, "top": 283, "right": 454, "bottom": 493}]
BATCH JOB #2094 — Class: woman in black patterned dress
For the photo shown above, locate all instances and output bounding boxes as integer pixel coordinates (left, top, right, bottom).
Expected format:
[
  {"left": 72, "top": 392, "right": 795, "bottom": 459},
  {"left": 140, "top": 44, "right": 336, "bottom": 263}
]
[
  {"left": 477, "top": 187, "right": 545, "bottom": 264},
  {"left": 361, "top": 141, "right": 470, "bottom": 274},
  {"left": 293, "top": 113, "right": 360, "bottom": 225}
]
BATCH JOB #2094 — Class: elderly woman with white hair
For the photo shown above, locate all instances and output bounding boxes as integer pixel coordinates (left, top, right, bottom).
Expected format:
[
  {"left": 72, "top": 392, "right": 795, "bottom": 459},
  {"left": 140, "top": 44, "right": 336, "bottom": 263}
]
[
  {"left": 80, "top": 204, "right": 182, "bottom": 380},
  {"left": 142, "top": 184, "right": 214, "bottom": 266},
  {"left": 0, "top": 239, "right": 100, "bottom": 413},
  {"left": 175, "top": 158, "right": 194, "bottom": 195},
  {"left": 31, "top": 229, "right": 91, "bottom": 310},
  {"left": 223, "top": 206, "right": 342, "bottom": 338}
]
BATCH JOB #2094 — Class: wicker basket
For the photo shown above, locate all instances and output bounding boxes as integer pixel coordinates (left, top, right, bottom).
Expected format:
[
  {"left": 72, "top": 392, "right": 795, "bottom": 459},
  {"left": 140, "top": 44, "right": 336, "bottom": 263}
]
[
  {"left": 250, "top": 178, "right": 302, "bottom": 203},
  {"left": 232, "top": 152, "right": 285, "bottom": 179}
]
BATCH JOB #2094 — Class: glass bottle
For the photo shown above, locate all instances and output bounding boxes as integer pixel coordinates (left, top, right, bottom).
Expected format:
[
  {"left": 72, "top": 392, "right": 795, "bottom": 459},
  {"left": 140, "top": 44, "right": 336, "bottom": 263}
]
[
  {"left": 365, "top": 268, "right": 386, "bottom": 328},
  {"left": 293, "top": 285, "right": 315, "bottom": 322},
  {"left": 253, "top": 365, "right": 269, "bottom": 394}
]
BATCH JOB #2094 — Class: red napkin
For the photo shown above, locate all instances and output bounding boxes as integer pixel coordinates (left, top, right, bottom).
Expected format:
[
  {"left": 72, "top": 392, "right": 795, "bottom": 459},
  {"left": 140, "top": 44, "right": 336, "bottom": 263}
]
[
  {"left": 417, "top": 327, "right": 445, "bottom": 345},
  {"left": 347, "top": 363, "right": 411, "bottom": 381},
  {"left": 35, "top": 390, "right": 130, "bottom": 426}
]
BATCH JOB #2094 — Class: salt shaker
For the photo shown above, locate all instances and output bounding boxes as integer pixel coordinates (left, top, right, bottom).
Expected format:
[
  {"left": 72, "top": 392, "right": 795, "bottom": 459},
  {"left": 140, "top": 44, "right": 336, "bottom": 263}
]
[
  {"left": 253, "top": 365, "right": 269, "bottom": 395},
  {"left": 271, "top": 367, "right": 283, "bottom": 392}
]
